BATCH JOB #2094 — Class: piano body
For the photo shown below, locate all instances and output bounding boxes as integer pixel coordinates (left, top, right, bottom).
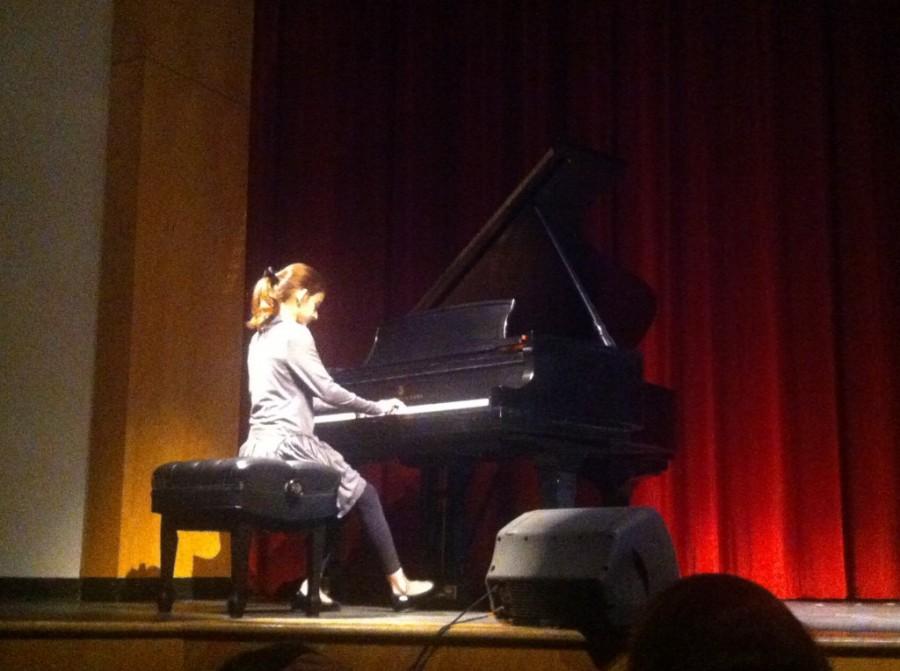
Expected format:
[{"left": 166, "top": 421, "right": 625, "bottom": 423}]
[{"left": 314, "top": 143, "right": 675, "bottom": 508}]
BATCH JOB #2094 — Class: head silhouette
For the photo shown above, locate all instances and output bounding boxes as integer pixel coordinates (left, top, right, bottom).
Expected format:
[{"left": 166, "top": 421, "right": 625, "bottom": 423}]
[{"left": 627, "top": 573, "right": 830, "bottom": 671}]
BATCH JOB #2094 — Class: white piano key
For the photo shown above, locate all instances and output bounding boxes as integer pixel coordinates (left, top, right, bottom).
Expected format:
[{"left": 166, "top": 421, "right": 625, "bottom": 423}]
[{"left": 314, "top": 397, "right": 490, "bottom": 424}]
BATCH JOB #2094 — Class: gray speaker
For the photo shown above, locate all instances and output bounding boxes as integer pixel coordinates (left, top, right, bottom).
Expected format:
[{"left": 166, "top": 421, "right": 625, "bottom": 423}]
[{"left": 485, "top": 507, "right": 679, "bottom": 630}]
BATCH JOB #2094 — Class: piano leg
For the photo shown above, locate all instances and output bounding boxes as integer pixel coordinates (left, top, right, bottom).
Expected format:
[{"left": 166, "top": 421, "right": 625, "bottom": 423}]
[
  {"left": 538, "top": 455, "right": 637, "bottom": 508},
  {"left": 446, "top": 460, "right": 476, "bottom": 584},
  {"left": 305, "top": 526, "right": 325, "bottom": 616},
  {"left": 597, "top": 475, "right": 634, "bottom": 506},
  {"left": 583, "top": 457, "right": 636, "bottom": 506},
  {"left": 538, "top": 467, "right": 578, "bottom": 508},
  {"left": 420, "top": 460, "right": 476, "bottom": 601},
  {"left": 422, "top": 464, "right": 452, "bottom": 587},
  {"left": 536, "top": 453, "right": 583, "bottom": 508}
]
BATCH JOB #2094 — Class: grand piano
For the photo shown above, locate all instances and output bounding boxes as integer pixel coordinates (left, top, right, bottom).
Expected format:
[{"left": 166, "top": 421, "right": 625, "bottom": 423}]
[{"left": 315, "top": 143, "right": 675, "bottom": 511}]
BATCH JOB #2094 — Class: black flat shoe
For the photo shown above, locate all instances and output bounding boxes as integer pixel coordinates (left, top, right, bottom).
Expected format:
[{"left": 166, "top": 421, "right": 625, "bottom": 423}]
[
  {"left": 292, "top": 579, "right": 341, "bottom": 614},
  {"left": 390, "top": 580, "right": 435, "bottom": 612},
  {"left": 291, "top": 591, "right": 341, "bottom": 614}
]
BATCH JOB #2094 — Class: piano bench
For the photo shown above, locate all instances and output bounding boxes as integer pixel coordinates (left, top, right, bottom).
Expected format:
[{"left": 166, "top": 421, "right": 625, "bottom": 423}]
[{"left": 151, "top": 457, "right": 340, "bottom": 618}]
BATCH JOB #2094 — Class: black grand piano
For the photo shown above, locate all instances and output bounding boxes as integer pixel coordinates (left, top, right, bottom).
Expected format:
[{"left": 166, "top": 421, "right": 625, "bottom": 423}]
[
  {"left": 316, "top": 145, "right": 675, "bottom": 583},
  {"left": 316, "top": 143, "right": 674, "bottom": 498}
]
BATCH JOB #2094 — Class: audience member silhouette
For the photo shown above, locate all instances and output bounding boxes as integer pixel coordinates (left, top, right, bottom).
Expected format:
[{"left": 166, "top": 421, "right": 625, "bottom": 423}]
[{"left": 627, "top": 573, "right": 831, "bottom": 671}]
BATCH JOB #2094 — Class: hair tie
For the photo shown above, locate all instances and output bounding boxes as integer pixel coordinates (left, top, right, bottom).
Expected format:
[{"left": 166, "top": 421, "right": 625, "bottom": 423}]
[{"left": 264, "top": 266, "right": 278, "bottom": 285}]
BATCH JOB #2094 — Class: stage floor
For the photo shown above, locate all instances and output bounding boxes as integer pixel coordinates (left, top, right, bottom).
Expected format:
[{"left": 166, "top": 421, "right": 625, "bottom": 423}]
[
  {"left": 0, "top": 599, "right": 584, "bottom": 645},
  {"left": 2, "top": 599, "right": 899, "bottom": 670}
]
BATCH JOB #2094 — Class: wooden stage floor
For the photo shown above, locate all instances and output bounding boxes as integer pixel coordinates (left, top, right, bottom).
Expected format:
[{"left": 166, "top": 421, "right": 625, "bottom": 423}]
[{"left": 2, "top": 598, "right": 899, "bottom": 670}]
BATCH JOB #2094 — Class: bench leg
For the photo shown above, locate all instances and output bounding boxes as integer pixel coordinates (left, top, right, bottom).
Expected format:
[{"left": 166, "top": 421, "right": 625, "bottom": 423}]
[
  {"left": 291, "top": 525, "right": 326, "bottom": 616},
  {"left": 228, "top": 524, "right": 251, "bottom": 618},
  {"left": 158, "top": 517, "right": 177, "bottom": 613},
  {"left": 306, "top": 525, "right": 326, "bottom": 616}
]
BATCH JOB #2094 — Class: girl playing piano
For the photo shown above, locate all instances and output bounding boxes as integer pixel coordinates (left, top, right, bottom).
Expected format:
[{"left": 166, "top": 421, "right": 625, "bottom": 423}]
[{"left": 239, "top": 262, "right": 433, "bottom": 610}]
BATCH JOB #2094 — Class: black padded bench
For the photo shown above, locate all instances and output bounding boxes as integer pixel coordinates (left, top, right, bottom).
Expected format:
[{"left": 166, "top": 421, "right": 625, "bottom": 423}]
[{"left": 151, "top": 457, "right": 340, "bottom": 617}]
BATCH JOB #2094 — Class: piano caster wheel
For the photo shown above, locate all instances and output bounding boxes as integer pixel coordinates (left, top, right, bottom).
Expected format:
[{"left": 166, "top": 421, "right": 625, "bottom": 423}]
[
  {"left": 157, "top": 587, "right": 175, "bottom": 614},
  {"left": 227, "top": 593, "right": 247, "bottom": 618}
]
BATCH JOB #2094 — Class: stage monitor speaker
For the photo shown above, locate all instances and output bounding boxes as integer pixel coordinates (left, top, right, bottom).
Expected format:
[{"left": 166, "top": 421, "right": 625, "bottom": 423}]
[{"left": 485, "top": 507, "right": 678, "bottom": 631}]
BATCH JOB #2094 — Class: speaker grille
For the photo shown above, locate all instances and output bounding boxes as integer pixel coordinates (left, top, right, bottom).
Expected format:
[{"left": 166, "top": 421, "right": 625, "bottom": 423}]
[{"left": 491, "top": 578, "right": 607, "bottom": 626}]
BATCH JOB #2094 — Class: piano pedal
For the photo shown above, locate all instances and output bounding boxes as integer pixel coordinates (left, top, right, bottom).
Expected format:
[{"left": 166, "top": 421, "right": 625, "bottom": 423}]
[
  {"left": 436, "top": 583, "right": 458, "bottom": 602},
  {"left": 433, "top": 582, "right": 494, "bottom": 612}
]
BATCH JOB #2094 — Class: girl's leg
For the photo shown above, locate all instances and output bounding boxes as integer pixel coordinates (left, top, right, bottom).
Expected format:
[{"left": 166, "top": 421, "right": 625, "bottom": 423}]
[
  {"left": 355, "top": 483, "right": 433, "bottom": 607},
  {"left": 354, "top": 483, "right": 402, "bottom": 575}
]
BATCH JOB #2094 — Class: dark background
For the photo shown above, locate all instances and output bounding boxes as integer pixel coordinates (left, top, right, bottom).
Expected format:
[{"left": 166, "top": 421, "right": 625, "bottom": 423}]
[{"left": 245, "top": 0, "right": 899, "bottom": 600}]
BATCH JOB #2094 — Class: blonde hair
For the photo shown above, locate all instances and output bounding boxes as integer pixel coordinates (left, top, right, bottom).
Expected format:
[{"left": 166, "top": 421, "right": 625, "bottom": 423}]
[{"left": 246, "top": 263, "right": 327, "bottom": 330}]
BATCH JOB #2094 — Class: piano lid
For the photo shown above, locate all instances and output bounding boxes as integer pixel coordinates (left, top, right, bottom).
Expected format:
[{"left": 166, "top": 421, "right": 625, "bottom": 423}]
[{"left": 414, "top": 143, "right": 657, "bottom": 349}]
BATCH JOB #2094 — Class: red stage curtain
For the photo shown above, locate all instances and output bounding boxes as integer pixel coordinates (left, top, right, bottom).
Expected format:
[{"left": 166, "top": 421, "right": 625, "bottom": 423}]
[{"left": 246, "top": 0, "right": 899, "bottom": 599}]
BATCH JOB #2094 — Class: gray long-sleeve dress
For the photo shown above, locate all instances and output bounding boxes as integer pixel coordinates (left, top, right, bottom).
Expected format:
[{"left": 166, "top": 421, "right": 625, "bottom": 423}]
[{"left": 238, "top": 315, "right": 382, "bottom": 517}]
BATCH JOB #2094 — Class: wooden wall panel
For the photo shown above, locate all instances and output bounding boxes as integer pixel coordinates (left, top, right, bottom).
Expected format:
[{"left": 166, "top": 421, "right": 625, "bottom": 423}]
[{"left": 81, "top": 0, "right": 253, "bottom": 579}]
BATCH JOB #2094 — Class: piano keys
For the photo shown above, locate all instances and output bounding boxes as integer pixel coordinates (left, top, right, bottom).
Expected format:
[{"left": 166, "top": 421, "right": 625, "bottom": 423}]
[{"left": 315, "top": 398, "right": 492, "bottom": 425}]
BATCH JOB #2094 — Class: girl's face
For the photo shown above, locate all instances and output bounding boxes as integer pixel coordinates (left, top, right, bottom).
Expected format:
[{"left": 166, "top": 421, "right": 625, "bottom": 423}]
[{"left": 294, "top": 289, "right": 325, "bottom": 326}]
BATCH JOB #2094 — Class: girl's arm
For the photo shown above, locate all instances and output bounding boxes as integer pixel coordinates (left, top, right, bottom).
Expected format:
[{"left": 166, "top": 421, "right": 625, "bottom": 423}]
[
  {"left": 286, "top": 325, "right": 383, "bottom": 415},
  {"left": 312, "top": 397, "right": 336, "bottom": 413}
]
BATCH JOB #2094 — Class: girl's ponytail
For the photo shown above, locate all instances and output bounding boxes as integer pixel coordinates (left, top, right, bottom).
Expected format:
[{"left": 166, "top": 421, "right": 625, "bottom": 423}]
[{"left": 246, "top": 267, "right": 280, "bottom": 330}]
